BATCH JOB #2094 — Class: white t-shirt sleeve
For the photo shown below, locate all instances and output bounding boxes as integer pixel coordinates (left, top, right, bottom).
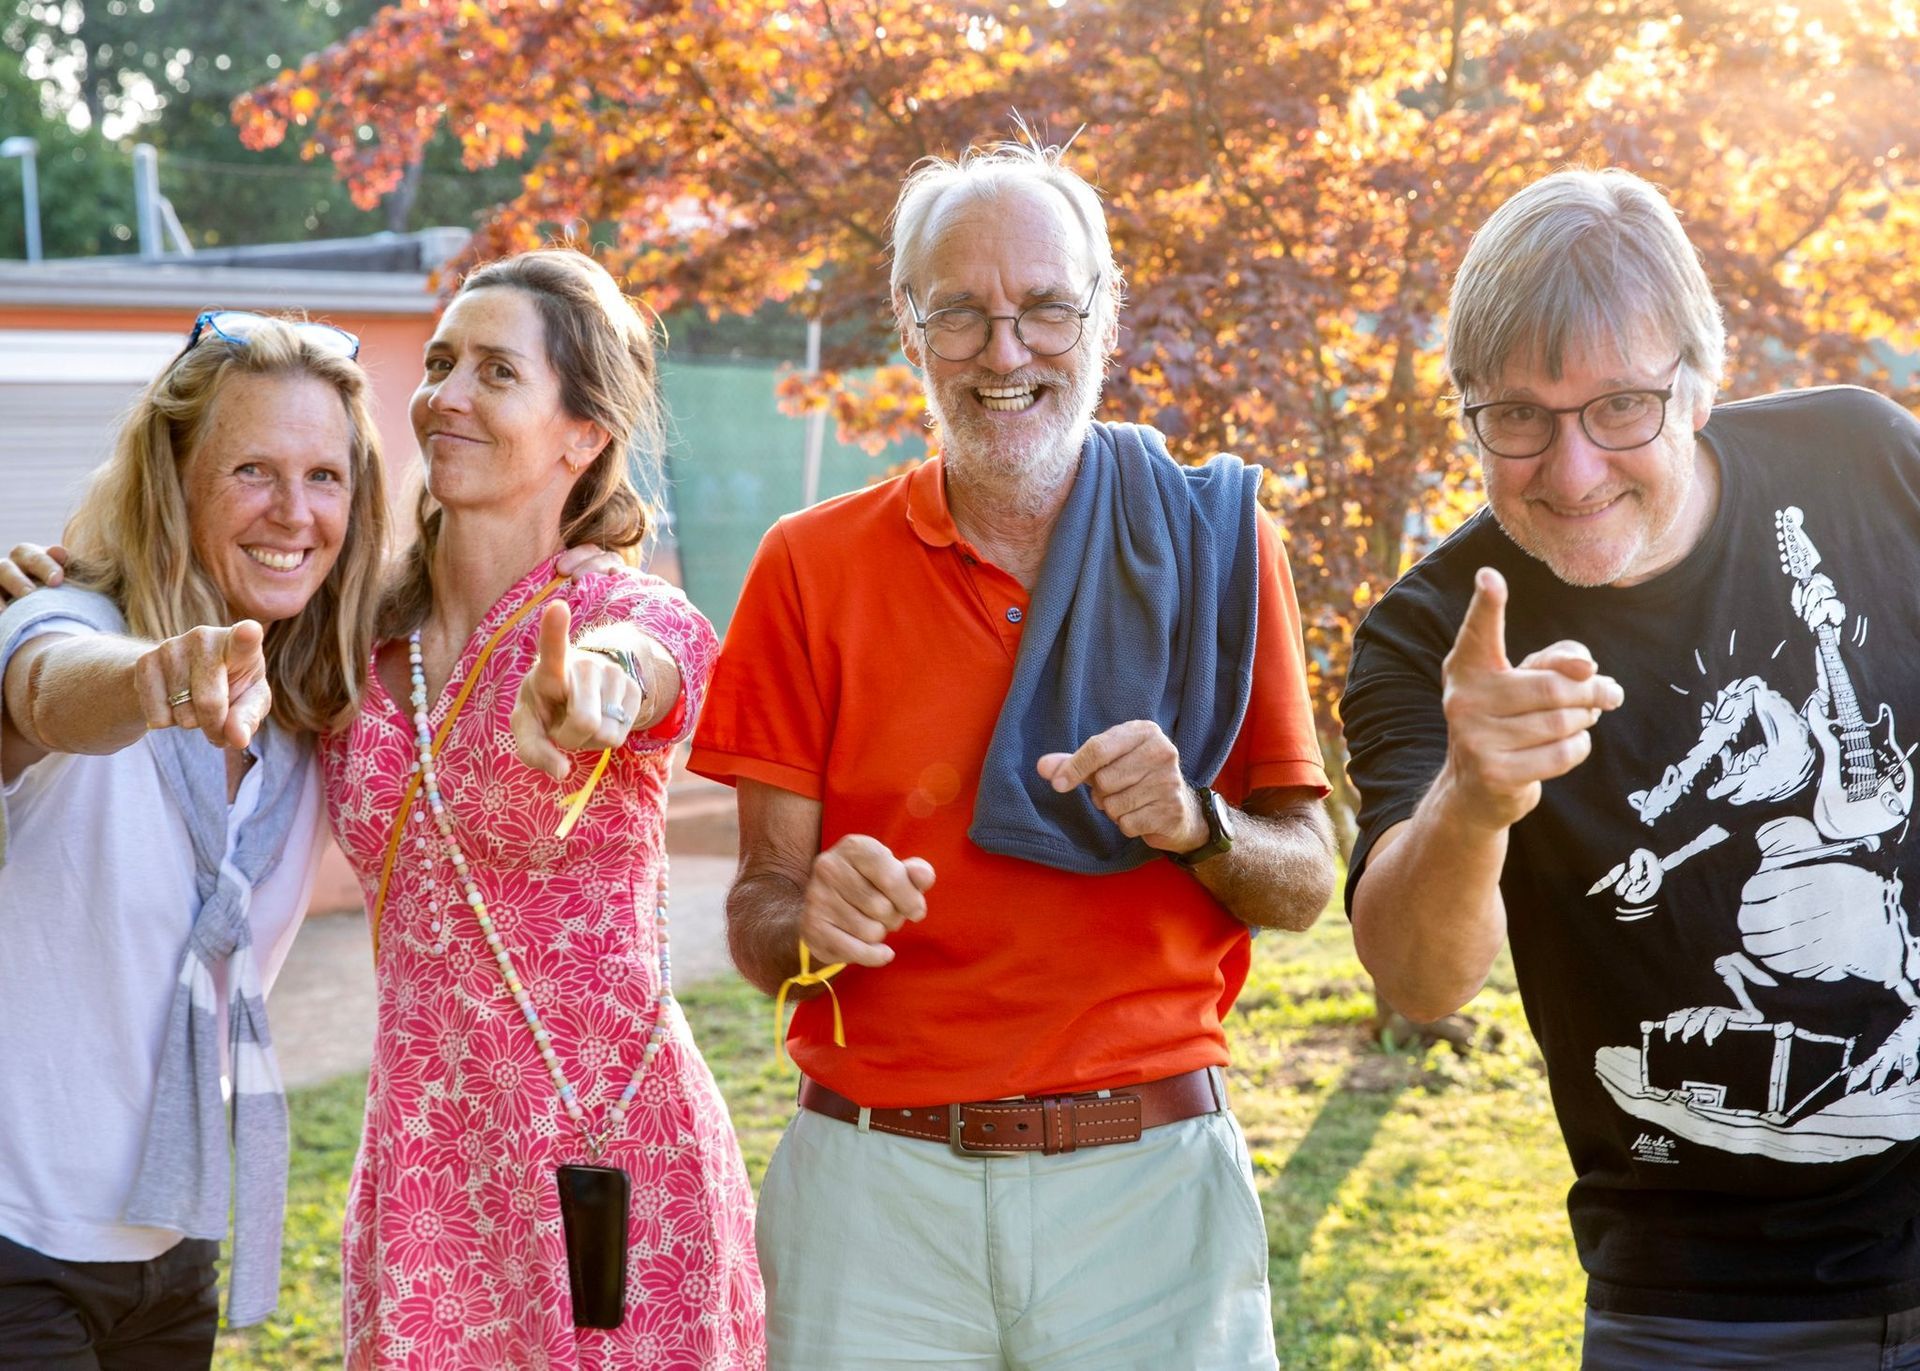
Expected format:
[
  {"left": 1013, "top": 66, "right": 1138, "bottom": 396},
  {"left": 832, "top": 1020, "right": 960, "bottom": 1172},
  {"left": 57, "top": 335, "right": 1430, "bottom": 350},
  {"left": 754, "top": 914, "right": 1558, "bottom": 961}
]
[{"left": 2, "top": 619, "right": 125, "bottom": 900}]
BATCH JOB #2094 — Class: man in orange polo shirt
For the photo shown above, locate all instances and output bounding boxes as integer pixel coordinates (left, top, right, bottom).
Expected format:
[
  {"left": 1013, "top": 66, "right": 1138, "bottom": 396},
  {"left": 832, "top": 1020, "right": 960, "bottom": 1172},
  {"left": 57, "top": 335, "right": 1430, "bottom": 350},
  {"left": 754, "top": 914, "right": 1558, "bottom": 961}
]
[{"left": 690, "top": 136, "right": 1336, "bottom": 1370}]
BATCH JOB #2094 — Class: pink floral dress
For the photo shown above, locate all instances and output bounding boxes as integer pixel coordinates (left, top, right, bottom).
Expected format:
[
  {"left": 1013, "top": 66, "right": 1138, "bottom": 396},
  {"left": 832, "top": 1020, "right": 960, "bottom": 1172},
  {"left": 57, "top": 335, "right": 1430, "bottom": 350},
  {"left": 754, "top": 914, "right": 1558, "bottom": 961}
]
[{"left": 320, "top": 559, "right": 765, "bottom": 1370}]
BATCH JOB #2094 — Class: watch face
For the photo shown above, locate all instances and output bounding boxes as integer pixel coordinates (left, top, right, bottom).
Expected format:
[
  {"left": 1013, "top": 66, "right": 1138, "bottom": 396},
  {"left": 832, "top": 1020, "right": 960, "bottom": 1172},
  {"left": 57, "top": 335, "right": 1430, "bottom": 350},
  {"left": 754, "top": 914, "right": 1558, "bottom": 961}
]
[
  {"left": 1171, "top": 785, "right": 1234, "bottom": 866},
  {"left": 1210, "top": 789, "right": 1236, "bottom": 842}
]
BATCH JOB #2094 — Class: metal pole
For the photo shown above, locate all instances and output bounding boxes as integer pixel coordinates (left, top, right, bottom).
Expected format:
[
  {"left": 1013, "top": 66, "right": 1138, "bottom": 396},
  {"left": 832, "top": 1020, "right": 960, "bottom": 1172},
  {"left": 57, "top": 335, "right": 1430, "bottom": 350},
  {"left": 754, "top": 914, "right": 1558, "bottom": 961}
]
[
  {"left": 17, "top": 148, "right": 38, "bottom": 262},
  {"left": 0, "top": 137, "right": 40, "bottom": 262},
  {"left": 133, "top": 143, "right": 162, "bottom": 259},
  {"left": 801, "top": 317, "right": 826, "bottom": 507}
]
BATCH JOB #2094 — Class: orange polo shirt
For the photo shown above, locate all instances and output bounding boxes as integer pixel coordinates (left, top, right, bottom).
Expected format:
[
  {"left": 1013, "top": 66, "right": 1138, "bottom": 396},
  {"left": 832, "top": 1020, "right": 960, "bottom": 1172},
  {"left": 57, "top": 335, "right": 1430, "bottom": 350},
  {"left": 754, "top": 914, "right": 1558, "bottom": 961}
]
[{"left": 689, "top": 457, "right": 1328, "bottom": 1106}]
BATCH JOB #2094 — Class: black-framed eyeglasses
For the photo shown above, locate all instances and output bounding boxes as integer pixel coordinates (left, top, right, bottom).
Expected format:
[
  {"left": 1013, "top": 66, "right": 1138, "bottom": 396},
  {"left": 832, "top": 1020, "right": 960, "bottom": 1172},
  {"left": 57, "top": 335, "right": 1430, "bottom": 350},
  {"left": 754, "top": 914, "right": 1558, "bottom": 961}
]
[
  {"left": 186, "top": 309, "right": 361, "bottom": 361},
  {"left": 1462, "top": 357, "right": 1684, "bottom": 460},
  {"left": 904, "top": 274, "right": 1102, "bottom": 362}
]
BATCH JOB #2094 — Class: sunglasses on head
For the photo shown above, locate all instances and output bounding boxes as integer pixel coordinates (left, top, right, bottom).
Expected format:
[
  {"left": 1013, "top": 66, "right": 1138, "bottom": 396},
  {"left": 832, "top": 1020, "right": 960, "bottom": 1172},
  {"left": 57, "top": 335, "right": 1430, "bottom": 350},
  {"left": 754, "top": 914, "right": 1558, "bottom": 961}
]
[{"left": 185, "top": 309, "right": 361, "bottom": 361}]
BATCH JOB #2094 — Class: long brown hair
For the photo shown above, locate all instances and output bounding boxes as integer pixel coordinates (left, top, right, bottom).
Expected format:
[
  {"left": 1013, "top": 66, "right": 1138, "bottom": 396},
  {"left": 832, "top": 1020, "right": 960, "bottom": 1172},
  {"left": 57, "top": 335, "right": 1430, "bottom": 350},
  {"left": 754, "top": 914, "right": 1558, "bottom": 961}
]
[
  {"left": 61, "top": 316, "right": 389, "bottom": 733},
  {"left": 379, "top": 248, "right": 666, "bottom": 638}
]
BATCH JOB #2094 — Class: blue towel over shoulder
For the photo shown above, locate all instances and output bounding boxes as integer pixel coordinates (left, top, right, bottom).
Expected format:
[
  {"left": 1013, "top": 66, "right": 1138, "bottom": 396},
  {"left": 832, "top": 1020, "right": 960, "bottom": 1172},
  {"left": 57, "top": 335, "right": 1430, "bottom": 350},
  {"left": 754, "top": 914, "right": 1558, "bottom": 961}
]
[{"left": 968, "top": 420, "right": 1262, "bottom": 874}]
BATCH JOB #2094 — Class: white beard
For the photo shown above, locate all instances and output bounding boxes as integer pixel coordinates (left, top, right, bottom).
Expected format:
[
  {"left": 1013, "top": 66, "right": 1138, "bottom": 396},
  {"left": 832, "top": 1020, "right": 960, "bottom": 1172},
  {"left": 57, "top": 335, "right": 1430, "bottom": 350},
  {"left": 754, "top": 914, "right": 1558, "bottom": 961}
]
[{"left": 925, "top": 348, "right": 1105, "bottom": 516}]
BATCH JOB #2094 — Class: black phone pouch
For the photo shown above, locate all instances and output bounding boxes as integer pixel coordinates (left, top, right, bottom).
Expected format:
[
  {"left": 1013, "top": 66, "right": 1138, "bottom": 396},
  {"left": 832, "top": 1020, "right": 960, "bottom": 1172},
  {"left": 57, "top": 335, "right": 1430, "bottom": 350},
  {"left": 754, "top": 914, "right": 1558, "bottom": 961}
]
[{"left": 556, "top": 1163, "right": 631, "bottom": 1329}]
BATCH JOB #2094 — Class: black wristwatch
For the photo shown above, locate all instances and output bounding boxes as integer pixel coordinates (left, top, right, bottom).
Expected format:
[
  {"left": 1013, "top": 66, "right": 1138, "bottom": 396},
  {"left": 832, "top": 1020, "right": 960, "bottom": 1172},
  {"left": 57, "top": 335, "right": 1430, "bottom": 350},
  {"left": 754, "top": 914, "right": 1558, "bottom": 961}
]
[{"left": 1169, "top": 784, "right": 1236, "bottom": 867}]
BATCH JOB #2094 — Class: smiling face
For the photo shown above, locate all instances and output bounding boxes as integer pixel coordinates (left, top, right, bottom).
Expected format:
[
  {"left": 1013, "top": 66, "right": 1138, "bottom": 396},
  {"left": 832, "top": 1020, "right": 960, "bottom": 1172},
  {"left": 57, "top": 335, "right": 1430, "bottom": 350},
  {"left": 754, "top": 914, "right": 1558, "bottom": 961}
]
[
  {"left": 1478, "top": 339, "right": 1716, "bottom": 588},
  {"left": 903, "top": 184, "right": 1112, "bottom": 501},
  {"left": 410, "top": 285, "right": 606, "bottom": 525},
  {"left": 183, "top": 370, "right": 354, "bottom": 625}
]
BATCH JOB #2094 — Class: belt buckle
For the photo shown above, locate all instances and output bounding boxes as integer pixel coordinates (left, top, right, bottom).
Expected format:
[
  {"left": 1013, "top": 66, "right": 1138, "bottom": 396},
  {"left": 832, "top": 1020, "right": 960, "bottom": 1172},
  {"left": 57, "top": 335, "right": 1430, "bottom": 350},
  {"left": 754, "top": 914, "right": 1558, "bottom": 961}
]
[{"left": 949, "top": 1101, "right": 1013, "bottom": 1157}]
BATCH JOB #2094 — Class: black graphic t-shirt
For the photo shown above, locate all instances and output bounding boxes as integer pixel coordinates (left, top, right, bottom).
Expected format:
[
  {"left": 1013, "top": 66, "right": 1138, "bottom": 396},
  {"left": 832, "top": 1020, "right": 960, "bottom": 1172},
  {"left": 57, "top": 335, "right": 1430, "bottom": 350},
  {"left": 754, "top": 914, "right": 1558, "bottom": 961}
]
[{"left": 1342, "top": 387, "right": 1920, "bottom": 1321}]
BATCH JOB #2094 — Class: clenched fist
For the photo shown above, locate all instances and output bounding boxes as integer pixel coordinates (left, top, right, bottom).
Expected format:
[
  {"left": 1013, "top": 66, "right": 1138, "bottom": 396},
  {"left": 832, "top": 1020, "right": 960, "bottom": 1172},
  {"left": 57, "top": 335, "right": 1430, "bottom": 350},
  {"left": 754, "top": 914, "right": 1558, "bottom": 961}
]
[{"left": 799, "top": 834, "right": 936, "bottom": 969}]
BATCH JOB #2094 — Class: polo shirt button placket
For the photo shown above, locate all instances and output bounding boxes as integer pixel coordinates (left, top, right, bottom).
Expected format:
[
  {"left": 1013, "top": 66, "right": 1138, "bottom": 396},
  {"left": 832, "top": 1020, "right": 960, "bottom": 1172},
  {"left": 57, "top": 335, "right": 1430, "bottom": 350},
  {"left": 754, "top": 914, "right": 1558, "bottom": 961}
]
[{"left": 1005, "top": 607, "right": 1023, "bottom": 624}]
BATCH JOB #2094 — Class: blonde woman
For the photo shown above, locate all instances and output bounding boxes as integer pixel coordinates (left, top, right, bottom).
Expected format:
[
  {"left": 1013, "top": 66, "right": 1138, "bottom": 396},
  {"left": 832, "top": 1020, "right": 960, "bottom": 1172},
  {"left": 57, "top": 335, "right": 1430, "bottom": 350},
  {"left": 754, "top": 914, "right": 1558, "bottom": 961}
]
[{"left": 0, "top": 312, "right": 389, "bottom": 1367}]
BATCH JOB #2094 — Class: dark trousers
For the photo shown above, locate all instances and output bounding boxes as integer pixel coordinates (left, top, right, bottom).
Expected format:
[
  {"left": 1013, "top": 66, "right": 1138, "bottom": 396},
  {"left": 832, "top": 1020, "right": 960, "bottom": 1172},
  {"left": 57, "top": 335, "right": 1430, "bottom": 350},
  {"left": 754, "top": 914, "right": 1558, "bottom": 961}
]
[
  {"left": 0, "top": 1232, "right": 219, "bottom": 1370},
  {"left": 1585, "top": 1304, "right": 1920, "bottom": 1370}
]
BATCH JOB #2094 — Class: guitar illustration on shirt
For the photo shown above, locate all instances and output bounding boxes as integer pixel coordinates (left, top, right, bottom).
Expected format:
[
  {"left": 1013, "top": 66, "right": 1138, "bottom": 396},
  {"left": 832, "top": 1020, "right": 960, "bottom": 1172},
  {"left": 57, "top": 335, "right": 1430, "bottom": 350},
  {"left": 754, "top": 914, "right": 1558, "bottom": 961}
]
[
  {"left": 1774, "top": 507, "right": 1914, "bottom": 841},
  {"left": 1583, "top": 505, "right": 1920, "bottom": 1163}
]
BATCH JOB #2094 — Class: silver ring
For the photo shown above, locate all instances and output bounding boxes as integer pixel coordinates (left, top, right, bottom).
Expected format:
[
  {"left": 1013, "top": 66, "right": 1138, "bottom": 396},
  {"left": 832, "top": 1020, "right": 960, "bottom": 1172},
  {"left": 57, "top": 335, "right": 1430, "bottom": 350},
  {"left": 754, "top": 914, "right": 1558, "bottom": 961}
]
[
  {"left": 168, "top": 688, "right": 193, "bottom": 709},
  {"left": 603, "top": 702, "right": 631, "bottom": 726}
]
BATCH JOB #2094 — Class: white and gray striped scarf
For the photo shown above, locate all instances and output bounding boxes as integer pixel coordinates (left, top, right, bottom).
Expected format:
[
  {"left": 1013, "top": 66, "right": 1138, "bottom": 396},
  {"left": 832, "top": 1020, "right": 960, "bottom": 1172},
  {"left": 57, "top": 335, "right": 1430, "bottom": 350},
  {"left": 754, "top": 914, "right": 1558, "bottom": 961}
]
[{"left": 124, "top": 712, "right": 308, "bottom": 1327}]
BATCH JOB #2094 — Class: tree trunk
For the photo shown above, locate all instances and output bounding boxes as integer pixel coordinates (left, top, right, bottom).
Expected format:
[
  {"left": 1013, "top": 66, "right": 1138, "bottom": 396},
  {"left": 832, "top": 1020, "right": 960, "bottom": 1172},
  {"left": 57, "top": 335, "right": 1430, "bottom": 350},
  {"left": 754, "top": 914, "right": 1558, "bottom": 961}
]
[{"left": 384, "top": 154, "right": 425, "bottom": 233}]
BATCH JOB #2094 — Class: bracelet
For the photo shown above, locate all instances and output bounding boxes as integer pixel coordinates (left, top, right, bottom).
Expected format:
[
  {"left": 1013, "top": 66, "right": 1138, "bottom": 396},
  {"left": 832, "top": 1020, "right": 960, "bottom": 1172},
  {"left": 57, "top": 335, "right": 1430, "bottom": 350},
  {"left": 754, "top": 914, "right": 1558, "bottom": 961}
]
[{"left": 580, "top": 643, "right": 650, "bottom": 704}]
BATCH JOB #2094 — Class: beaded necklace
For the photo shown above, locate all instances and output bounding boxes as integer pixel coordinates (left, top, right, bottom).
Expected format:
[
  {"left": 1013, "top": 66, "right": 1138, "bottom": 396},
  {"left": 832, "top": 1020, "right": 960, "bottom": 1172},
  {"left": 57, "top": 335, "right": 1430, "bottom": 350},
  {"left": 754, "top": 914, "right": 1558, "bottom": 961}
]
[{"left": 407, "top": 627, "right": 672, "bottom": 1160}]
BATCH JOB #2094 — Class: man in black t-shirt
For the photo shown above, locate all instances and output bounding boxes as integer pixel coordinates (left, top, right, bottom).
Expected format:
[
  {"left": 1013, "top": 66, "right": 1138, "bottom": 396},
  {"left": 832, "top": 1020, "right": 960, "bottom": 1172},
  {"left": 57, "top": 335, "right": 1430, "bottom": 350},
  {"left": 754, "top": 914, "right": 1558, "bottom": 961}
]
[{"left": 1343, "top": 167, "right": 1920, "bottom": 1367}]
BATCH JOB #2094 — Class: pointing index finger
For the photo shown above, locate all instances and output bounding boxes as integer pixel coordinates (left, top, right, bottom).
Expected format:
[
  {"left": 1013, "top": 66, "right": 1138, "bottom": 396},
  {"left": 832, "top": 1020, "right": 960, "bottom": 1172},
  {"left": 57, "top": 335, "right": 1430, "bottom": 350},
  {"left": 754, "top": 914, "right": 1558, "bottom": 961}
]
[
  {"left": 534, "top": 600, "right": 572, "bottom": 699},
  {"left": 1451, "top": 567, "right": 1511, "bottom": 673}
]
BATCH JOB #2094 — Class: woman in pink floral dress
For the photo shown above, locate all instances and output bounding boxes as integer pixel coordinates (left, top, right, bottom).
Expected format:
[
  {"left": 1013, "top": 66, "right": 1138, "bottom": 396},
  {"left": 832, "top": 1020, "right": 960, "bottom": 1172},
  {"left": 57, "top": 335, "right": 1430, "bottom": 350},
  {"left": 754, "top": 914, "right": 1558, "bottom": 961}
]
[{"left": 320, "top": 249, "right": 765, "bottom": 1369}]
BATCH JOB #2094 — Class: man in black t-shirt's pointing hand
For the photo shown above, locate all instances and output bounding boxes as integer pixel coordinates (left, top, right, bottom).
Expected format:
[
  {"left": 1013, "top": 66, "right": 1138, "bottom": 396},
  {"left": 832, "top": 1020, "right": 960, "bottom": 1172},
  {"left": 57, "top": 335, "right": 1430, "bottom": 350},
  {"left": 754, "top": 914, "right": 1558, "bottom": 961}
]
[{"left": 1441, "top": 566, "right": 1625, "bottom": 830}]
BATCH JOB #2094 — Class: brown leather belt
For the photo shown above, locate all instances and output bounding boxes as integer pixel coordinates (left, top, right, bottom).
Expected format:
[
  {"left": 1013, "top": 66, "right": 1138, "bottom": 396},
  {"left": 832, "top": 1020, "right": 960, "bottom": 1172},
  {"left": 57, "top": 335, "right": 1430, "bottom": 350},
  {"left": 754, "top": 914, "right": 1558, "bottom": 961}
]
[{"left": 797, "top": 1067, "right": 1226, "bottom": 1157}]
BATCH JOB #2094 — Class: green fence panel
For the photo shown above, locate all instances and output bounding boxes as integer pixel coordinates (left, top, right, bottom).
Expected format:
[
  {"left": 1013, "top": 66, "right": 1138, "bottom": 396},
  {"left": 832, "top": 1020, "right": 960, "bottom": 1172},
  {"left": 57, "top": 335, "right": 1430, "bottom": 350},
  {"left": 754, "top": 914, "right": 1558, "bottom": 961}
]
[{"left": 660, "top": 357, "right": 917, "bottom": 637}]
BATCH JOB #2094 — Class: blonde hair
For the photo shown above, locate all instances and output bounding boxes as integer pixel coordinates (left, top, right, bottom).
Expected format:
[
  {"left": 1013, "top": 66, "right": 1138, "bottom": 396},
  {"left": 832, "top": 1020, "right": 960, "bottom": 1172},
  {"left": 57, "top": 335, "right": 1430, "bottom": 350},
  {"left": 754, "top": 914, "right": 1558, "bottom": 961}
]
[
  {"left": 380, "top": 248, "right": 665, "bottom": 637},
  {"left": 888, "top": 127, "right": 1125, "bottom": 340},
  {"left": 62, "top": 317, "right": 389, "bottom": 733},
  {"left": 1447, "top": 168, "right": 1725, "bottom": 406}
]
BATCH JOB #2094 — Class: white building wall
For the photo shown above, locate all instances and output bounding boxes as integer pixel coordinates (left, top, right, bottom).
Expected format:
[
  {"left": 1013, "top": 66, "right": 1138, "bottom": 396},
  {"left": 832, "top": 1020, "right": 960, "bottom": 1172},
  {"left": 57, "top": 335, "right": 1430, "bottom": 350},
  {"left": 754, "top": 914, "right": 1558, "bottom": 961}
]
[{"left": 0, "top": 329, "right": 181, "bottom": 552}]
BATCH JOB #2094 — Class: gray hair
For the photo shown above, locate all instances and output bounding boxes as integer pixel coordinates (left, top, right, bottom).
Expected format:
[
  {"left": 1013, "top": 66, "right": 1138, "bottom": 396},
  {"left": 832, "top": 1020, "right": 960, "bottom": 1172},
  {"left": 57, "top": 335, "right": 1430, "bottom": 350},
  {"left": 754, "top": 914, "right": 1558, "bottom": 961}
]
[
  {"left": 1446, "top": 168, "right": 1725, "bottom": 405},
  {"left": 888, "top": 132, "right": 1124, "bottom": 332}
]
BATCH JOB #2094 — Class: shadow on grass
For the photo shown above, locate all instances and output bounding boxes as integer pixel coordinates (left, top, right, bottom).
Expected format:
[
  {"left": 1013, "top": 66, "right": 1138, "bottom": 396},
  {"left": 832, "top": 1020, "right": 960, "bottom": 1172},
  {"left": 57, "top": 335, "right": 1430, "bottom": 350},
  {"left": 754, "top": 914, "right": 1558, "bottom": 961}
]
[{"left": 1265, "top": 1058, "right": 1408, "bottom": 1318}]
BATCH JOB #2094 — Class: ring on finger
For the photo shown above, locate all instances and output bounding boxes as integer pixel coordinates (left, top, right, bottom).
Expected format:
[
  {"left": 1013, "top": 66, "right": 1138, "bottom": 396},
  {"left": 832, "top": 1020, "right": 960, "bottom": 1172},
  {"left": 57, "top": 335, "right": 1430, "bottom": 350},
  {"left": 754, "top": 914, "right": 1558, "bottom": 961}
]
[
  {"left": 603, "top": 702, "right": 631, "bottom": 726},
  {"left": 168, "top": 688, "right": 194, "bottom": 709}
]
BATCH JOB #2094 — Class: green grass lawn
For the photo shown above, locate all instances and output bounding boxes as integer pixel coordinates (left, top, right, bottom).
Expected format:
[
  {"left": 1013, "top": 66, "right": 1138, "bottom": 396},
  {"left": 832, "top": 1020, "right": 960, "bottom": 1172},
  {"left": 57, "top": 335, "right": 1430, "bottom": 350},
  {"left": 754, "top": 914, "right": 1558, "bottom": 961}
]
[{"left": 215, "top": 919, "right": 1582, "bottom": 1368}]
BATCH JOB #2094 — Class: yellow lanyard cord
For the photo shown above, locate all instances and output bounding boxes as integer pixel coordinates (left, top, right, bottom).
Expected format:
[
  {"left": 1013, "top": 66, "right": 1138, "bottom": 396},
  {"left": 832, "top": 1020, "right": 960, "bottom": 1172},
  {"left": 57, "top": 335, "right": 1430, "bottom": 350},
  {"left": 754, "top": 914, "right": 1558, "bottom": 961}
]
[
  {"left": 553, "top": 746, "right": 614, "bottom": 839},
  {"left": 371, "top": 577, "right": 614, "bottom": 959},
  {"left": 774, "top": 940, "right": 847, "bottom": 1064}
]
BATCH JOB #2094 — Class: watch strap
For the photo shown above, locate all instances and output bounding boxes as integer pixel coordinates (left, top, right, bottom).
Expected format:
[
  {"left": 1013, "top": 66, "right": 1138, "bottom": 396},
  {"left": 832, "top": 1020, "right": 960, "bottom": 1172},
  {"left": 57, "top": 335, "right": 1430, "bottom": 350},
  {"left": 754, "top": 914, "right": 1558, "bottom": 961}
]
[{"left": 1169, "top": 784, "right": 1232, "bottom": 868}]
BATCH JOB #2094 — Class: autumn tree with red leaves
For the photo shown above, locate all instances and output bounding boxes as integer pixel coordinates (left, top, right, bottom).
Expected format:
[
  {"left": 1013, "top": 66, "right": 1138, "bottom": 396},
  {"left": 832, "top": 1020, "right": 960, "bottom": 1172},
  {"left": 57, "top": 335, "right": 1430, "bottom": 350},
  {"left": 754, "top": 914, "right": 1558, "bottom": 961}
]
[{"left": 239, "top": 0, "right": 1920, "bottom": 827}]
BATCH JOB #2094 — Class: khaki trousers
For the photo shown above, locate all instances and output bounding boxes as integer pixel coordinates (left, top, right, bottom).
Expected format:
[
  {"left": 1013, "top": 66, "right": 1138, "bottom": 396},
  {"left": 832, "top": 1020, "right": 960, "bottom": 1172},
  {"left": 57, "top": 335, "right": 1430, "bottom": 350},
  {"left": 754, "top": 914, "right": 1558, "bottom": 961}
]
[{"left": 757, "top": 1102, "right": 1279, "bottom": 1370}]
